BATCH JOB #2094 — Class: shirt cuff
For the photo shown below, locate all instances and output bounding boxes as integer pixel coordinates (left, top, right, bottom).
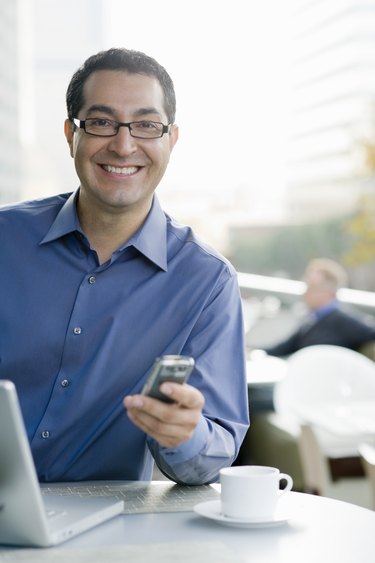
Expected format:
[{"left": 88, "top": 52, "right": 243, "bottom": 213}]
[{"left": 154, "top": 415, "right": 209, "bottom": 464}]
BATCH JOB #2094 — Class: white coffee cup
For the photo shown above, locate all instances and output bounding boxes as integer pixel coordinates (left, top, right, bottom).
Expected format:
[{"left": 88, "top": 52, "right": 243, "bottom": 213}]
[{"left": 220, "top": 465, "right": 293, "bottom": 521}]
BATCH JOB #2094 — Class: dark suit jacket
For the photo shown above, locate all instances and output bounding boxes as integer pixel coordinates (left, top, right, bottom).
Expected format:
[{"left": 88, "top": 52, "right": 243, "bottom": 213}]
[{"left": 264, "top": 308, "right": 375, "bottom": 357}]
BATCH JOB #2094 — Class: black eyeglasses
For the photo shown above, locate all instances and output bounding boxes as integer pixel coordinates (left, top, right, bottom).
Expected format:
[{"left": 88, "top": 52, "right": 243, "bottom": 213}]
[{"left": 72, "top": 118, "right": 171, "bottom": 139}]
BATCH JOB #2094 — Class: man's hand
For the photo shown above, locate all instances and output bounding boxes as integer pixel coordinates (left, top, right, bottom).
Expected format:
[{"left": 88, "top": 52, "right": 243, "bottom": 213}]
[{"left": 123, "top": 383, "right": 204, "bottom": 448}]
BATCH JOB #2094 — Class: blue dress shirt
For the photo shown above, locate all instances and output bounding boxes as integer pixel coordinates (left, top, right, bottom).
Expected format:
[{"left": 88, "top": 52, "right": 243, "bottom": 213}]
[{"left": 0, "top": 191, "right": 249, "bottom": 484}]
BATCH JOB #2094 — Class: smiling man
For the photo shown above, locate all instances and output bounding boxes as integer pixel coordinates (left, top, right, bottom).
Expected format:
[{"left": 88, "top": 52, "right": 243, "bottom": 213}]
[{"left": 0, "top": 48, "right": 249, "bottom": 484}]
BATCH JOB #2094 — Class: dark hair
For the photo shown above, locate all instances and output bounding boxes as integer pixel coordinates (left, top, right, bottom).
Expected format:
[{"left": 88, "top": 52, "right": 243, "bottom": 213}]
[{"left": 66, "top": 48, "right": 176, "bottom": 123}]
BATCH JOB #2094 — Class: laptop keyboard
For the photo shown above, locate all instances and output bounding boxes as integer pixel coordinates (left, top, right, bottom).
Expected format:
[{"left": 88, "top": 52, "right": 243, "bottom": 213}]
[{"left": 41, "top": 481, "right": 220, "bottom": 514}]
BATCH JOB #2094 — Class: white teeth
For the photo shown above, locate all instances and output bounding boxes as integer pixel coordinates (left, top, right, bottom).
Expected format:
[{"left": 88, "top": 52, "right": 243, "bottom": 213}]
[{"left": 103, "top": 165, "right": 138, "bottom": 175}]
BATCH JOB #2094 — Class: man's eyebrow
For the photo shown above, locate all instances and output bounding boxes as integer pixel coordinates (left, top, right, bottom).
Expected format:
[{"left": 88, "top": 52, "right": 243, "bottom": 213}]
[
  {"left": 133, "top": 107, "right": 163, "bottom": 118},
  {"left": 85, "top": 104, "right": 163, "bottom": 119},
  {"left": 86, "top": 104, "right": 116, "bottom": 116}
]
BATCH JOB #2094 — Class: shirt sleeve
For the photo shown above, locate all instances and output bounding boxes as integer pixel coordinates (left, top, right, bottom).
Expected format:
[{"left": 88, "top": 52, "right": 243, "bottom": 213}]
[{"left": 147, "top": 270, "right": 250, "bottom": 484}]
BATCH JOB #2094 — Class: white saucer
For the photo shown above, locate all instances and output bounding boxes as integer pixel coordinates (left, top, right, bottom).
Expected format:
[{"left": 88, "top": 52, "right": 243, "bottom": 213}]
[{"left": 194, "top": 500, "right": 291, "bottom": 528}]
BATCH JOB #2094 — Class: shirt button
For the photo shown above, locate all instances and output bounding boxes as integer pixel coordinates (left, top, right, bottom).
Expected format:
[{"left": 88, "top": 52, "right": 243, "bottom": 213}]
[
  {"left": 61, "top": 379, "right": 70, "bottom": 387},
  {"left": 41, "top": 431, "right": 50, "bottom": 439},
  {"left": 73, "top": 327, "right": 82, "bottom": 335},
  {"left": 88, "top": 275, "right": 96, "bottom": 284}
]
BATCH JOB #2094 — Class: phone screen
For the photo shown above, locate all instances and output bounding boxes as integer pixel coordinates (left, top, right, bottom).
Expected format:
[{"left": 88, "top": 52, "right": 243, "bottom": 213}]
[{"left": 141, "top": 355, "right": 194, "bottom": 403}]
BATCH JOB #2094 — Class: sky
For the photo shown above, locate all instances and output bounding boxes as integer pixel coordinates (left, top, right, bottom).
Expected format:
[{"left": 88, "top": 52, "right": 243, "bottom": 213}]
[{"left": 104, "top": 0, "right": 293, "bottom": 221}]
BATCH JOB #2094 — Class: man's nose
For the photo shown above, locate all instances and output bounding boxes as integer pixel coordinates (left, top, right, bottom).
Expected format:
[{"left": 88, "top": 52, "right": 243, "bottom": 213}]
[{"left": 107, "top": 125, "right": 138, "bottom": 154}]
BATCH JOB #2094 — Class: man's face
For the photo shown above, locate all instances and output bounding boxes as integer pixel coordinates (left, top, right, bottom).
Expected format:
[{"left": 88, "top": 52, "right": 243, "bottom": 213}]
[
  {"left": 303, "top": 270, "right": 335, "bottom": 310},
  {"left": 64, "top": 70, "right": 178, "bottom": 216}
]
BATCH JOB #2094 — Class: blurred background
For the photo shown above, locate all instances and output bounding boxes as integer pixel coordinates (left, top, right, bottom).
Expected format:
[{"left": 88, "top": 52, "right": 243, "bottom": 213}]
[{"left": 3, "top": 0, "right": 375, "bottom": 347}]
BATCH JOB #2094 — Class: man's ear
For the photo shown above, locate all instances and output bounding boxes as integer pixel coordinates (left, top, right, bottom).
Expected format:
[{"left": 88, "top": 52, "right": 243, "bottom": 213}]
[
  {"left": 64, "top": 119, "right": 75, "bottom": 157},
  {"left": 169, "top": 124, "right": 179, "bottom": 152}
]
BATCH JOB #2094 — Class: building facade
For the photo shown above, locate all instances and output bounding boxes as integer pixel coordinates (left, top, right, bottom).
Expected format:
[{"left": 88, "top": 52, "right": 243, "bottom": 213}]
[
  {"left": 286, "top": 0, "right": 375, "bottom": 221},
  {"left": 0, "top": 0, "right": 21, "bottom": 204}
]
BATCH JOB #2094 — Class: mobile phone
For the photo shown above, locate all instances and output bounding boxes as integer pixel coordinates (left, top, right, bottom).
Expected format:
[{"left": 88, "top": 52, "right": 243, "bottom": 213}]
[{"left": 141, "top": 355, "right": 195, "bottom": 403}]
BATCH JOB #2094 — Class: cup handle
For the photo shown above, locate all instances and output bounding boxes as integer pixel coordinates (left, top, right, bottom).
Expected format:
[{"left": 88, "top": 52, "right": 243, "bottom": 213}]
[{"left": 278, "top": 473, "right": 293, "bottom": 495}]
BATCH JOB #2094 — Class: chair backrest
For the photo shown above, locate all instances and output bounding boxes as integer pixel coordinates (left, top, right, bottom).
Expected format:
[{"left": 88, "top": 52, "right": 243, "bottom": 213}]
[
  {"left": 358, "top": 442, "right": 375, "bottom": 509},
  {"left": 274, "top": 345, "right": 375, "bottom": 417}
]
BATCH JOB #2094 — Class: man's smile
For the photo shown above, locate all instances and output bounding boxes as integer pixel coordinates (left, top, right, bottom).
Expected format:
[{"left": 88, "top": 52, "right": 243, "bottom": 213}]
[{"left": 101, "top": 164, "right": 140, "bottom": 175}]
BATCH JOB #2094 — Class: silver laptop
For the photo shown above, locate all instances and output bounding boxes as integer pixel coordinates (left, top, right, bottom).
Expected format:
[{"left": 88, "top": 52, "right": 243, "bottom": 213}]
[{"left": 0, "top": 380, "right": 124, "bottom": 547}]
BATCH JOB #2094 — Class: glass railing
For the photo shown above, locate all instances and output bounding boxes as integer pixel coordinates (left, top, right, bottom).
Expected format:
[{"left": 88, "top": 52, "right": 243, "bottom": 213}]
[{"left": 238, "top": 272, "right": 375, "bottom": 310}]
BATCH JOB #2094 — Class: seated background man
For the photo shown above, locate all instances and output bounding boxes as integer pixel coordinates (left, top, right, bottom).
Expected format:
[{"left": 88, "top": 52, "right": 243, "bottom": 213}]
[{"left": 264, "top": 257, "right": 375, "bottom": 357}]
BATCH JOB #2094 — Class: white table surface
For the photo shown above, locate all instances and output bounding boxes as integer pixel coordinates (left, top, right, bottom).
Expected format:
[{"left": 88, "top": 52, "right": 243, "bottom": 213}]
[
  {"left": 296, "top": 400, "right": 375, "bottom": 457},
  {"left": 3, "top": 490, "right": 375, "bottom": 563},
  {"left": 299, "top": 401, "right": 375, "bottom": 438},
  {"left": 246, "top": 354, "right": 287, "bottom": 387}
]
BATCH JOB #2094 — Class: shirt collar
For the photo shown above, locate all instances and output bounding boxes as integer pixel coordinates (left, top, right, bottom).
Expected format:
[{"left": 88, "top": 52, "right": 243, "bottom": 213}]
[
  {"left": 313, "top": 298, "right": 339, "bottom": 320},
  {"left": 40, "top": 190, "right": 82, "bottom": 244},
  {"left": 39, "top": 190, "right": 168, "bottom": 271},
  {"left": 130, "top": 196, "right": 167, "bottom": 271}
]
